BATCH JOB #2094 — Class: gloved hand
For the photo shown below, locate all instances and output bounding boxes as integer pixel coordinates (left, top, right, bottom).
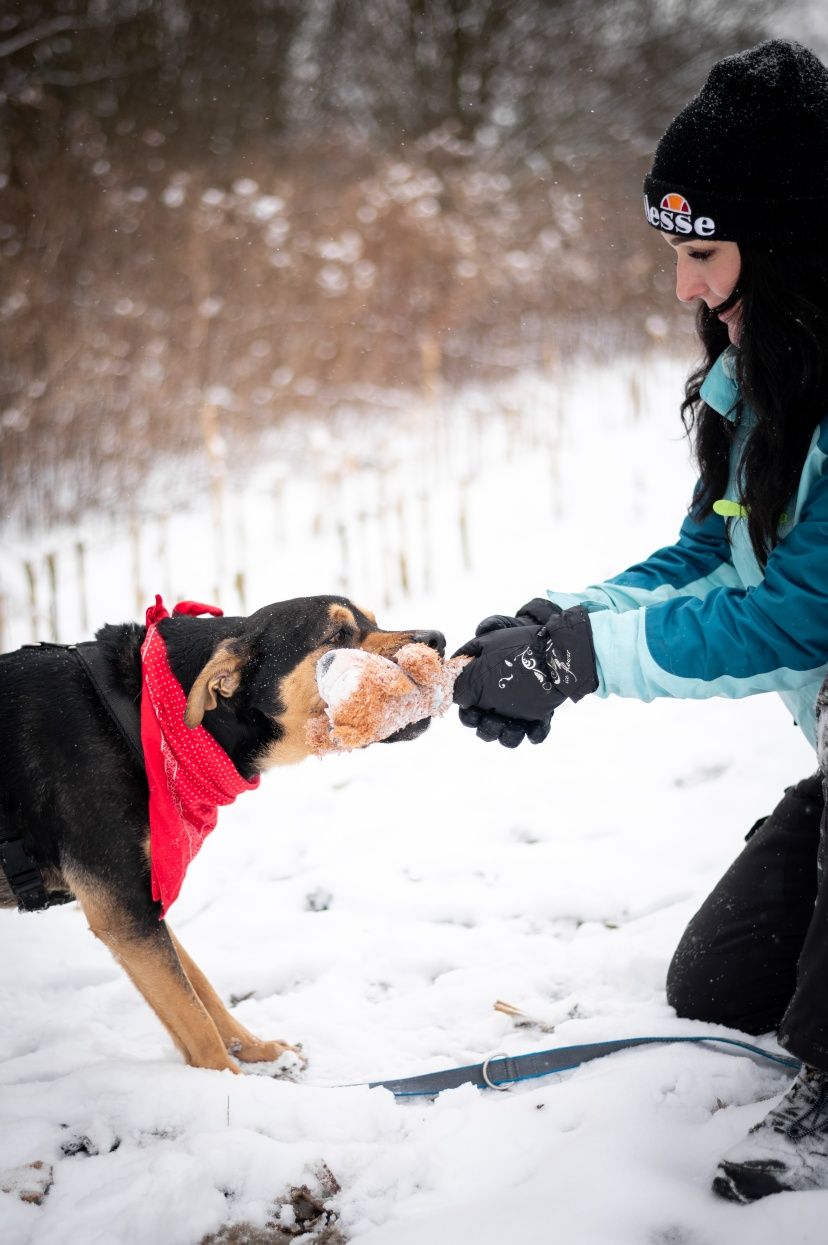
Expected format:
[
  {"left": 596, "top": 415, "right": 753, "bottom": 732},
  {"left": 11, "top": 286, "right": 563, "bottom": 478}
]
[
  {"left": 454, "top": 598, "right": 563, "bottom": 746},
  {"left": 452, "top": 605, "right": 597, "bottom": 744},
  {"left": 474, "top": 597, "right": 561, "bottom": 636},
  {"left": 456, "top": 705, "right": 553, "bottom": 749},
  {"left": 453, "top": 597, "right": 562, "bottom": 742}
]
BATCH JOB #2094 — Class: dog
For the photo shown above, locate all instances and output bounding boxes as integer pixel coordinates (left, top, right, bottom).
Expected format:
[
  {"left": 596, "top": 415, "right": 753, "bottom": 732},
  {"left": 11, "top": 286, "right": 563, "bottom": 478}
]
[{"left": 0, "top": 596, "right": 445, "bottom": 1072}]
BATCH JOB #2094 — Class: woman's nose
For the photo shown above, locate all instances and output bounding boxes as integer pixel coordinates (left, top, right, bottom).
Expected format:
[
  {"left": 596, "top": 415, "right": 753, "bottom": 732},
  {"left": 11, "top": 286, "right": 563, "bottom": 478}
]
[{"left": 675, "top": 256, "right": 706, "bottom": 304}]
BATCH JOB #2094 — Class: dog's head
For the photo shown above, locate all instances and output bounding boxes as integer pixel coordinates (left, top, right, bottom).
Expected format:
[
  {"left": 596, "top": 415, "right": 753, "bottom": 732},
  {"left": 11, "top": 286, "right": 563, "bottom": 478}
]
[{"left": 176, "top": 596, "right": 445, "bottom": 771}]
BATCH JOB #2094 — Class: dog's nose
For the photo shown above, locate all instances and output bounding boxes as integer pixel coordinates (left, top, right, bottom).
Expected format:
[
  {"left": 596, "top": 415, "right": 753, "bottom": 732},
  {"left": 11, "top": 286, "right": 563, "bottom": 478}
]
[{"left": 411, "top": 630, "right": 446, "bottom": 657}]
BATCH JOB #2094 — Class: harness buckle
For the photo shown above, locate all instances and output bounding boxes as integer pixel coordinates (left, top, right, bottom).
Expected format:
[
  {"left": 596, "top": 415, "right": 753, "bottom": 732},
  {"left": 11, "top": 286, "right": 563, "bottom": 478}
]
[{"left": 0, "top": 839, "right": 53, "bottom": 912}]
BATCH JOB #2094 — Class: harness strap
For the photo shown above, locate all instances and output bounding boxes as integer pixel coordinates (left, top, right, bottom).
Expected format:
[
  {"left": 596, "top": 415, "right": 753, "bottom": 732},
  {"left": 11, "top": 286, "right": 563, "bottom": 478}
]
[
  {"left": 73, "top": 642, "right": 144, "bottom": 763},
  {"left": 18, "top": 641, "right": 143, "bottom": 762},
  {"left": 364, "top": 1035, "right": 802, "bottom": 1098}
]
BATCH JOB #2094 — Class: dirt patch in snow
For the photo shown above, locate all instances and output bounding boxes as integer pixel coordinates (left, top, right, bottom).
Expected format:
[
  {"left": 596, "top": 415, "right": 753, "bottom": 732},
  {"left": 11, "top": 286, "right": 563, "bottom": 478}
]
[{"left": 201, "top": 1169, "right": 346, "bottom": 1245}]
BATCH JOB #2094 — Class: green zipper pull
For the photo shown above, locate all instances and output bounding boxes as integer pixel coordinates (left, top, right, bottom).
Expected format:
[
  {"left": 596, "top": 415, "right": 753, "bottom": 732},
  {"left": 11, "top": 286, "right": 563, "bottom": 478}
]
[
  {"left": 713, "top": 499, "right": 748, "bottom": 520},
  {"left": 713, "top": 499, "right": 789, "bottom": 526}
]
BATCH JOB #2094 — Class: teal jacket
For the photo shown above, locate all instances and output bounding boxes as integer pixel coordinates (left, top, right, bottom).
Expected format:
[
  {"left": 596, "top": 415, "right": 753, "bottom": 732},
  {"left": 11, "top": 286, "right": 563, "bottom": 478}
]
[{"left": 548, "top": 350, "right": 828, "bottom": 748}]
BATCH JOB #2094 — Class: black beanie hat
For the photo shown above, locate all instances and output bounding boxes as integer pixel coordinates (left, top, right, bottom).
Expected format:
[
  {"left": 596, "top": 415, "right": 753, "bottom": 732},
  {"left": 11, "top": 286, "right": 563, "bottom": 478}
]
[{"left": 643, "top": 39, "right": 828, "bottom": 249}]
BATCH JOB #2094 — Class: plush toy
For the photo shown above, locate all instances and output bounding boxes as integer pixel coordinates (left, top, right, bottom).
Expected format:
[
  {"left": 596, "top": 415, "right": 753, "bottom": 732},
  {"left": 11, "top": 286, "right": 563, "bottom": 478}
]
[{"left": 307, "top": 643, "right": 470, "bottom": 754}]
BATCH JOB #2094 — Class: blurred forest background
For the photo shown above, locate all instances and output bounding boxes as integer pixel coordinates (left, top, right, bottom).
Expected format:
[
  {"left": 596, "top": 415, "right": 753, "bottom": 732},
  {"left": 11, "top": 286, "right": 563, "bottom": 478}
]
[{"left": 1, "top": 0, "right": 825, "bottom": 533}]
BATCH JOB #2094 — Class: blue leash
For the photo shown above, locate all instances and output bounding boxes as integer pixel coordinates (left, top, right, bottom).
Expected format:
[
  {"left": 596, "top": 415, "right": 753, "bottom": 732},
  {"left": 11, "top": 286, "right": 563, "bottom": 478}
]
[{"left": 363, "top": 1034, "right": 801, "bottom": 1098}]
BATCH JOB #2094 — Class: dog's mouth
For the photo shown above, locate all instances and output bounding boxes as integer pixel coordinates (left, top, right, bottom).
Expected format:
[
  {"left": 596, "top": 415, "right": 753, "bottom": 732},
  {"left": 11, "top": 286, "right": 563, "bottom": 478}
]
[{"left": 382, "top": 716, "right": 431, "bottom": 744}]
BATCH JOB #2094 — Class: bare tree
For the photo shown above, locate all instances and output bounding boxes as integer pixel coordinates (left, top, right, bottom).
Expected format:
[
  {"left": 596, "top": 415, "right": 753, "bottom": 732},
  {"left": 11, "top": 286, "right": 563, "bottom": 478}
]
[{"left": 0, "top": 0, "right": 793, "bottom": 529}]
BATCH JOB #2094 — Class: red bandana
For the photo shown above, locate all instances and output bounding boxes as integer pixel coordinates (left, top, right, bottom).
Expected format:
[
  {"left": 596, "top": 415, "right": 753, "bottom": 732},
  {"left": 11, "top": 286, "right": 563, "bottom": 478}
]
[{"left": 140, "top": 596, "right": 260, "bottom": 916}]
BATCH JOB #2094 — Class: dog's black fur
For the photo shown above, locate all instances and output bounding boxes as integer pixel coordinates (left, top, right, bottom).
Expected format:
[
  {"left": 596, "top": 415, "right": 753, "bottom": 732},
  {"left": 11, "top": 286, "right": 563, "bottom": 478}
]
[{"left": 0, "top": 595, "right": 444, "bottom": 1070}]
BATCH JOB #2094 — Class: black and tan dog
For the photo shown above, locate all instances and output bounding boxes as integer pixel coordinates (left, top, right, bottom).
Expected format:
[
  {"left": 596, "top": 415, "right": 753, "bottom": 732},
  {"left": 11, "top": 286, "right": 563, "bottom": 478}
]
[{"left": 0, "top": 596, "right": 444, "bottom": 1072}]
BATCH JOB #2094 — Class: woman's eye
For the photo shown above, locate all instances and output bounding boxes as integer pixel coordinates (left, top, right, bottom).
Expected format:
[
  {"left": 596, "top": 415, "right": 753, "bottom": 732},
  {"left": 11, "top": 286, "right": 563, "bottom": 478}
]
[{"left": 688, "top": 249, "right": 714, "bottom": 262}]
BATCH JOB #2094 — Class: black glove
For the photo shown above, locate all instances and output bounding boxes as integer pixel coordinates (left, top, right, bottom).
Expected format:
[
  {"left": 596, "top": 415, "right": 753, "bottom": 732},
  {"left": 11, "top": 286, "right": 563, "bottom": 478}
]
[
  {"left": 453, "top": 605, "right": 597, "bottom": 727},
  {"left": 475, "top": 597, "right": 561, "bottom": 637},
  {"left": 457, "top": 705, "right": 553, "bottom": 748},
  {"left": 455, "top": 598, "right": 562, "bottom": 746}
]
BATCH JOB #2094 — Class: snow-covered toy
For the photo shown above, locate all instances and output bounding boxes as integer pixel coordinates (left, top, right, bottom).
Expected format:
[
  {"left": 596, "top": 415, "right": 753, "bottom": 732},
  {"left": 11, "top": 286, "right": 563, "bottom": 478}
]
[{"left": 307, "top": 643, "right": 469, "bottom": 753}]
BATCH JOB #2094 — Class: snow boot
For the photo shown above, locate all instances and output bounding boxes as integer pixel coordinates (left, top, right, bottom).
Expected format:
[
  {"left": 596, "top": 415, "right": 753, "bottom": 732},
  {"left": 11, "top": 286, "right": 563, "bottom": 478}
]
[{"left": 713, "top": 1064, "right": 828, "bottom": 1202}]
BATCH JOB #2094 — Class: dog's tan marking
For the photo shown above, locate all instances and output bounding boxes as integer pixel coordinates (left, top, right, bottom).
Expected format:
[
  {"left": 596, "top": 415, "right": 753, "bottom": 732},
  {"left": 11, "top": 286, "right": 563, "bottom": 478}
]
[
  {"left": 0, "top": 871, "right": 16, "bottom": 910},
  {"left": 169, "top": 932, "right": 301, "bottom": 1064},
  {"left": 361, "top": 629, "right": 421, "bottom": 659},
  {"left": 184, "top": 645, "right": 245, "bottom": 729},
  {"left": 254, "top": 601, "right": 361, "bottom": 767},
  {"left": 322, "top": 603, "right": 359, "bottom": 644},
  {"left": 354, "top": 603, "right": 377, "bottom": 625},
  {"left": 68, "top": 871, "right": 238, "bottom": 1071},
  {"left": 261, "top": 650, "right": 326, "bottom": 767},
  {"left": 327, "top": 604, "right": 357, "bottom": 629}
]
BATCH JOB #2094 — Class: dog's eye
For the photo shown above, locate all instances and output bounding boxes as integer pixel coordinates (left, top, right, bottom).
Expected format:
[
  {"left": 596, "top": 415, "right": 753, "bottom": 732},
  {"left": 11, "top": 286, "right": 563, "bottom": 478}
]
[{"left": 325, "top": 626, "right": 355, "bottom": 647}]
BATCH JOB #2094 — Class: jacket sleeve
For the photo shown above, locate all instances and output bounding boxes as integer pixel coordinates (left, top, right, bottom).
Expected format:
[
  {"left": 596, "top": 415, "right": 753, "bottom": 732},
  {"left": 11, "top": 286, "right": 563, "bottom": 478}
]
[
  {"left": 588, "top": 469, "right": 828, "bottom": 706},
  {"left": 546, "top": 492, "right": 742, "bottom": 615}
]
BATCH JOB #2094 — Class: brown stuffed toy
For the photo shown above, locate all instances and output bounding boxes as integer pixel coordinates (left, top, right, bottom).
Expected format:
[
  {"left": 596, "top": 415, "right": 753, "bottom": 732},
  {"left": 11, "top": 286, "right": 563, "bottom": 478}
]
[{"left": 307, "top": 643, "right": 470, "bottom": 754}]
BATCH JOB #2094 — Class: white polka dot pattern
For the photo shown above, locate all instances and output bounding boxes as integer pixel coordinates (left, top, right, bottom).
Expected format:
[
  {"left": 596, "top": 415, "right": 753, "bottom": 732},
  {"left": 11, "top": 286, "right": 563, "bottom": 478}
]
[{"left": 140, "top": 609, "right": 259, "bottom": 916}]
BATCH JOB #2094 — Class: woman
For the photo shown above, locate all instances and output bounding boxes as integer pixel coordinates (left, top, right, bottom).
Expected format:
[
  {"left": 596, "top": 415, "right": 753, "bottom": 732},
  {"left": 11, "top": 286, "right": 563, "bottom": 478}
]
[{"left": 453, "top": 39, "right": 828, "bottom": 1204}]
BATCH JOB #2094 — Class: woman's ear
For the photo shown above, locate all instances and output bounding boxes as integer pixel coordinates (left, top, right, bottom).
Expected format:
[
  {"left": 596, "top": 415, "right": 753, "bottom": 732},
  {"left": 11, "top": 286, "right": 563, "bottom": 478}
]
[{"left": 184, "top": 644, "right": 246, "bottom": 728}]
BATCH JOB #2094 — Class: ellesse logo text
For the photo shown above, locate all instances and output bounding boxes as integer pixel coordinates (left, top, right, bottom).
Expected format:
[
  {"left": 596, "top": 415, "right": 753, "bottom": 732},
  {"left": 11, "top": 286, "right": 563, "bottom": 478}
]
[{"left": 644, "top": 192, "right": 715, "bottom": 238}]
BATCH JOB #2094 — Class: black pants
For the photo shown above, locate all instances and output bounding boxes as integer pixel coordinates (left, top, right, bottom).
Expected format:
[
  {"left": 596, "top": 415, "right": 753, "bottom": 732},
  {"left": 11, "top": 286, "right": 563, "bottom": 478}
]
[{"left": 667, "top": 772, "right": 828, "bottom": 1071}]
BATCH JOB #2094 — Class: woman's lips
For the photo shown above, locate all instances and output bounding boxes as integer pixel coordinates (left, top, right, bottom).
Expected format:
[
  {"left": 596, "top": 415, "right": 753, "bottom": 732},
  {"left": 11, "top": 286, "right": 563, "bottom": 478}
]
[{"left": 716, "top": 304, "right": 741, "bottom": 342}]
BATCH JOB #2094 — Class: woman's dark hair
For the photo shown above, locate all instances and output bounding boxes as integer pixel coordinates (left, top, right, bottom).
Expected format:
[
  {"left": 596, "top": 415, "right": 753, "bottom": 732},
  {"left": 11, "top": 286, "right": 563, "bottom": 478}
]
[{"left": 681, "top": 248, "right": 828, "bottom": 566}]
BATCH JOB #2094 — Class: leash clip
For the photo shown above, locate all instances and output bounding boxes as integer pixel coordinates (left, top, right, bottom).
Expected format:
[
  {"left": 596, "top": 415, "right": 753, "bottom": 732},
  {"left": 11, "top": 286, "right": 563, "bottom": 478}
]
[{"left": 481, "top": 1051, "right": 511, "bottom": 1091}]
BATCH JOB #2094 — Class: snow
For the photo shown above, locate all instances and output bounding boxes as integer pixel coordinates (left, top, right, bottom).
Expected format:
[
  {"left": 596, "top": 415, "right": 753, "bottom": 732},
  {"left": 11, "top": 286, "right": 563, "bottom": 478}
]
[{"left": 1, "top": 358, "right": 825, "bottom": 1242}]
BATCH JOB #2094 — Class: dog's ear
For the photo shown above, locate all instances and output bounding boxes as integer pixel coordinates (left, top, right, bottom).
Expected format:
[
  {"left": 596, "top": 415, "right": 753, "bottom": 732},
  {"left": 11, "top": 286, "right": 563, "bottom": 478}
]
[{"left": 184, "top": 644, "right": 246, "bottom": 728}]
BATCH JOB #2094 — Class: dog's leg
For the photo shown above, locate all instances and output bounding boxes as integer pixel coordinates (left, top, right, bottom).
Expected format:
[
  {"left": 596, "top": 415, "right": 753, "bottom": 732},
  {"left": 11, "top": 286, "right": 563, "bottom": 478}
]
[
  {"left": 169, "top": 931, "right": 303, "bottom": 1065},
  {"left": 70, "top": 877, "right": 239, "bottom": 1072}
]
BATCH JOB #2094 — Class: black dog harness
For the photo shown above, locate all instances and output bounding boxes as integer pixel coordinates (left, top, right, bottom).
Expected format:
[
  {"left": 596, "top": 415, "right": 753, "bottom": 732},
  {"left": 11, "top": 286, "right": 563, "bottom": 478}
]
[{"left": 0, "top": 641, "right": 143, "bottom": 912}]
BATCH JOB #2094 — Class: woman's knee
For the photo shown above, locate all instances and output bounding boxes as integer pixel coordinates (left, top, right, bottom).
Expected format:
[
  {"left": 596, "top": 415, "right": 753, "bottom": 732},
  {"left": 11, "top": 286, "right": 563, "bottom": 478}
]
[
  {"left": 666, "top": 930, "right": 790, "bottom": 1034},
  {"left": 666, "top": 934, "right": 724, "bottom": 1023}
]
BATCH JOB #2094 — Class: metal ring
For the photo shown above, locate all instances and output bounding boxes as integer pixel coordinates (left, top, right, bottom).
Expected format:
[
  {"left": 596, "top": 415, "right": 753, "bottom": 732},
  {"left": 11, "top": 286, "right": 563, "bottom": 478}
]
[{"left": 481, "top": 1051, "right": 510, "bottom": 1091}]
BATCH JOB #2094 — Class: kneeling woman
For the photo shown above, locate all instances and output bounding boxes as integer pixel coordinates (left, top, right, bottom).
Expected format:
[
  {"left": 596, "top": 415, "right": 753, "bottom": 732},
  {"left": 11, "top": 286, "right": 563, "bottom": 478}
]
[{"left": 453, "top": 40, "right": 828, "bottom": 1203}]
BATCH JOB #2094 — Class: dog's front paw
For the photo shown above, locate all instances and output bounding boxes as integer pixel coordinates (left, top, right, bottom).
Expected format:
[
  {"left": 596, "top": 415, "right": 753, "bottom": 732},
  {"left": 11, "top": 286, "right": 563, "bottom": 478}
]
[{"left": 229, "top": 1037, "right": 307, "bottom": 1077}]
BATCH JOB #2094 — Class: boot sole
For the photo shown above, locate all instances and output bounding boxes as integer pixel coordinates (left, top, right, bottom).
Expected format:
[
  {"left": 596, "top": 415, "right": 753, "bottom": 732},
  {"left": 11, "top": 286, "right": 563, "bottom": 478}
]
[{"left": 713, "top": 1160, "right": 791, "bottom": 1204}]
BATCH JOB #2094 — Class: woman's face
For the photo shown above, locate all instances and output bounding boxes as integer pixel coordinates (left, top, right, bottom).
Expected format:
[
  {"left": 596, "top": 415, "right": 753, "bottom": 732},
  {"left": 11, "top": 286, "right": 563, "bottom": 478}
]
[{"left": 663, "top": 236, "right": 742, "bottom": 343}]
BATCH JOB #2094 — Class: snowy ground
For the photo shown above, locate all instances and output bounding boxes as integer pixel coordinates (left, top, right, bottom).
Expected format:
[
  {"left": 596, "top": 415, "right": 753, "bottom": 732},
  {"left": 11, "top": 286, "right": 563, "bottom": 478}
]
[{"left": 0, "top": 359, "right": 824, "bottom": 1243}]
